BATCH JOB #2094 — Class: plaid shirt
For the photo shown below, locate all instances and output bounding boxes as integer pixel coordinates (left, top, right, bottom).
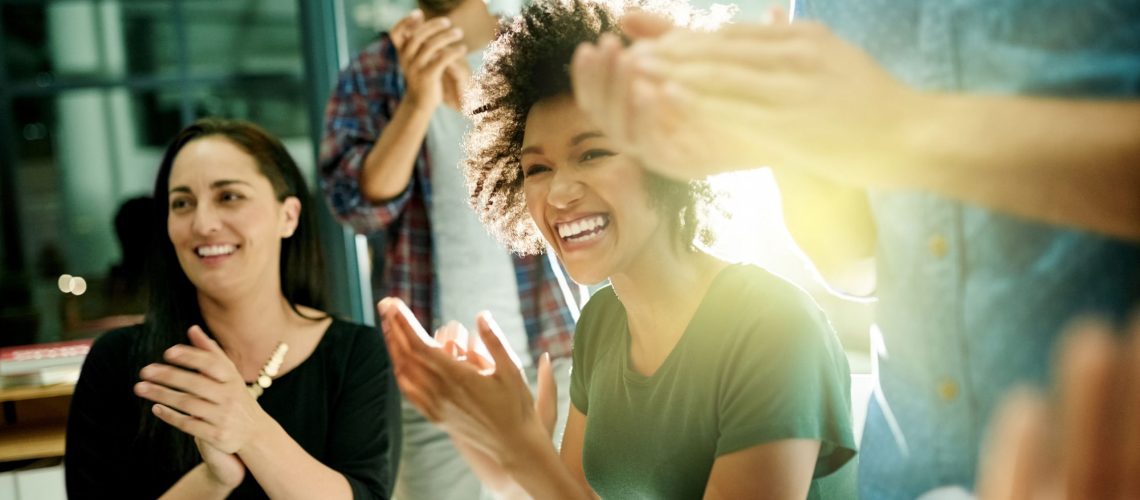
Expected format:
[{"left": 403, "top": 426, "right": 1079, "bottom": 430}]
[{"left": 318, "top": 34, "right": 577, "bottom": 362}]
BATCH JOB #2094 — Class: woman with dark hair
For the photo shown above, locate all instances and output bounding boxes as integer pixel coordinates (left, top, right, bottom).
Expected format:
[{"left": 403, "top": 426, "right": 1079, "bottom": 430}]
[
  {"left": 65, "top": 118, "right": 399, "bottom": 499},
  {"left": 379, "top": 0, "right": 856, "bottom": 498}
]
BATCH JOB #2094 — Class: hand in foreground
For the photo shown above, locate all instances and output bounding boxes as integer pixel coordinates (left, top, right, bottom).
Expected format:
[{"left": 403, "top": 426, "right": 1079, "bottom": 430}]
[
  {"left": 135, "top": 325, "right": 270, "bottom": 487},
  {"left": 977, "top": 318, "right": 1140, "bottom": 499},
  {"left": 570, "top": 10, "right": 919, "bottom": 185},
  {"left": 391, "top": 9, "right": 469, "bottom": 110},
  {"left": 378, "top": 297, "right": 556, "bottom": 466}
]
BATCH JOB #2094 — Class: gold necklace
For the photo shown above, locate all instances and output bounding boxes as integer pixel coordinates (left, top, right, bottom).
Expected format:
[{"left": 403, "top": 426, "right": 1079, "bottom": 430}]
[{"left": 247, "top": 342, "right": 289, "bottom": 400}]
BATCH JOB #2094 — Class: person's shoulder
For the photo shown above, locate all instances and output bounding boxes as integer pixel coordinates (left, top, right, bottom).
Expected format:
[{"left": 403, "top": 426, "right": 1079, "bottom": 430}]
[
  {"left": 580, "top": 284, "right": 620, "bottom": 317},
  {"left": 350, "top": 33, "right": 399, "bottom": 67},
  {"left": 88, "top": 324, "right": 145, "bottom": 359},
  {"left": 574, "top": 285, "right": 626, "bottom": 353},
  {"left": 706, "top": 264, "right": 835, "bottom": 346},
  {"left": 322, "top": 317, "right": 388, "bottom": 359},
  {"left": 714, "top": 264, "right": 821, "bottom": 316}
]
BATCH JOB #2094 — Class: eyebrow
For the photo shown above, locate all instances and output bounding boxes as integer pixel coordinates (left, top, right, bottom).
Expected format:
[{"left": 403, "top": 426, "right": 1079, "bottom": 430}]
[
  {"left": 168, "top": 179, "right": 253, "bottom": 194},
  {"left": 520, "top": 131, "right": 606, "bottom": 157}
]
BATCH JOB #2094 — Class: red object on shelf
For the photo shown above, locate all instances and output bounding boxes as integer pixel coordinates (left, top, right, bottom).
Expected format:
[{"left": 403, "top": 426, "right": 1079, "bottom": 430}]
[{"left": 0, "top": 339, "right": 93, "bottom": 376}]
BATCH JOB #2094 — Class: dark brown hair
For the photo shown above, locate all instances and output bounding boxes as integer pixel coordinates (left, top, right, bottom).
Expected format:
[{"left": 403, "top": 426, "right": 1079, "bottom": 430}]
[{"left": 140, "top": 117, "right": 326, "bottom": 470}]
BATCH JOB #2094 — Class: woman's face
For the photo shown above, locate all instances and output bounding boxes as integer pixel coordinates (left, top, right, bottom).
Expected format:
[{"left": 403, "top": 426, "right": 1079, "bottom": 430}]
[
  {"left": 520, "top": 94, "right": 665, "bottom": 285},
  {"left": 166, "top": 137, "right": 300, "bottom": 299}
]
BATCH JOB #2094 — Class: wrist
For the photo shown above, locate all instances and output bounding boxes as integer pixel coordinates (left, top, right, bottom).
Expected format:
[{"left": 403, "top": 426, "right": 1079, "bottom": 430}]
[
  {"left": 403, "top": 90, "right": 438, "bottom": 114},
  {"left": 500, "top": 419, "right": 555, "bottom": 474},
  {"left": 196, "top": 463, "right": 240, "bottom": 494},
  {"left": 236, "top": 405, "right": 279, "bottom": 458}
]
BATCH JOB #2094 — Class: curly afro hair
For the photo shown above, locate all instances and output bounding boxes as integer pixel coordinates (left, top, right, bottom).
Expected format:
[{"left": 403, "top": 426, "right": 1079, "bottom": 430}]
[{"left": 463, "top": 0, "right": 729, "bottom": 255}]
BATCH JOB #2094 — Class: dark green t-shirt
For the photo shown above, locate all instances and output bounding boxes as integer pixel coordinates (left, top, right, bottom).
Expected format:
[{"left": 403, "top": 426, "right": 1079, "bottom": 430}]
[{"left": 570, "top": 264, "right": 857, "bottom": 499}]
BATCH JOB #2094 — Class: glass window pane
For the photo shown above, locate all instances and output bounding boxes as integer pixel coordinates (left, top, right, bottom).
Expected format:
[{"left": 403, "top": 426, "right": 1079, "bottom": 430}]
[
  {"left": 2, "top": 1, "right": 181, "bottom": 84},
  {"left": 183, "top": 0, "right": 303, "bottom": 78},
  {"left": 3, "top": 89, "right": 167, "bottom": 346}
]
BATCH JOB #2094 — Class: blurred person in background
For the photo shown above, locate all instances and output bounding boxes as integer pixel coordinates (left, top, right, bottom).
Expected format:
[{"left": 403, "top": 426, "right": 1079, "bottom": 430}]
[
  {"left": 568, "top": 1, "right": 1140, "bottom": 498},
  {"left": 318, "top": 0, "right": 578, "bottom": 498}
]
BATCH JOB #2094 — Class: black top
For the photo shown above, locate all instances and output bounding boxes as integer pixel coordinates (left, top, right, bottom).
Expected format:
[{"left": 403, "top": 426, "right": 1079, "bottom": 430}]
[{"left": 64, "top": 319, "right": 400, "bottom": 499}]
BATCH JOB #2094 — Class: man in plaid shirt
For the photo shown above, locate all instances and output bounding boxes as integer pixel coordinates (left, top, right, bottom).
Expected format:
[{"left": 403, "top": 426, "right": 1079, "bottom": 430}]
[{"left": 318, "top": 1, "right": 579, "bottom": 498}]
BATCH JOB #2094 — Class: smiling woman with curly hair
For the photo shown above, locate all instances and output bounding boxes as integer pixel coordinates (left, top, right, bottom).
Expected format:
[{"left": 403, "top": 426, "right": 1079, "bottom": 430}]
[
  {"left": 462, "top": 0, "right": 718, "bottom": 257},
  {"left": 377, "top": 1, "right": 858, "bottom": 498}
]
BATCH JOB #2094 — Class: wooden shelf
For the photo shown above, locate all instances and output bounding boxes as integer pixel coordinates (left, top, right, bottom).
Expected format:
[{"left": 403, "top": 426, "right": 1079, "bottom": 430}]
[
  {"left": 0, "top": 383, "right": 75, "bottom": 462},
  {"left": 0, "top": 384, "right": 75, "bottom": 404},
  {"left": 0, "top": 421, "right": 67, "bottom": 462}
]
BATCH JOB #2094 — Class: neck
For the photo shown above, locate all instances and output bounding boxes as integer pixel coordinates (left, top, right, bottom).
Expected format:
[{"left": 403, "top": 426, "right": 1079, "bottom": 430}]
[
  {"left": 196, "top": 281, "right": 296, "bottom": 373},
  {"left": 609, "top": 240, "right": 721, "bottom": 346}
]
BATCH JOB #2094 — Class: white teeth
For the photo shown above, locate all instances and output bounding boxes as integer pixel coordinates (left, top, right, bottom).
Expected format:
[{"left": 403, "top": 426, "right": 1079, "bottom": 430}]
[
  {"left": 556, "top": 215, "right": 608, "bottom": 241},
  {"left": 196, "top": 244, "right": 237, "bottom": 257}
]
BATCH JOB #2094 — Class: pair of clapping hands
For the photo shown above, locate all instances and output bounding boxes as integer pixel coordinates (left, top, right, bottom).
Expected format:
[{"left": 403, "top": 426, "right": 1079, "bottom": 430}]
[
  {"left": 377, "top": 297, "right": 558, "bottom": 470},
  {"left": 391, "top": 9, "right": 471, "bottom": 111},
  {"left": 573, "top": 9, "right": 1140, "bottom": 499},
  {"left": 134, "top": 325, "right": 265, "bottom": 488}
]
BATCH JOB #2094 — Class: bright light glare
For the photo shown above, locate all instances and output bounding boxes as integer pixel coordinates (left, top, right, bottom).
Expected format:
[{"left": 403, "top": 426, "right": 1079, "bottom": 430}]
[{"left": 704, "top": 168, "right": 821, "bottom": 288}]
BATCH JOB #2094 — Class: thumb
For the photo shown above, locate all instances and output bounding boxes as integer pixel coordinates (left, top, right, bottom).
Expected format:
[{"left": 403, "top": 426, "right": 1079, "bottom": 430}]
[
  {"left": 187, "top": 325, "right": 223, "bottom": 353},
  {"left": 535, "top": 352, "right": 558, "bottom": 438},
  {"left": 622, "top": 11, "right": 674, "bottom": 39}
]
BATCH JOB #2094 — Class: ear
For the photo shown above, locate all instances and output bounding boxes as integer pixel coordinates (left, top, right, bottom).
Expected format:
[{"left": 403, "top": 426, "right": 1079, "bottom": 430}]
[{"left": 280, "top": 196, "right": 302, "bottom": 238}]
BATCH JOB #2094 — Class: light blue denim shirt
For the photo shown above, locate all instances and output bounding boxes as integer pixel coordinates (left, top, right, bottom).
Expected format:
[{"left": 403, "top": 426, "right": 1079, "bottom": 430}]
[{"left": 795, "top": 1, "right": 1140, "bottom": 498}]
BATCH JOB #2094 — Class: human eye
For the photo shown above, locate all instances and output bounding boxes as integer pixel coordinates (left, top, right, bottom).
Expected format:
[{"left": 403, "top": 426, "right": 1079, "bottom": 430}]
[
  {"left": 170, "top": 196, "right": 194, "bottom": 212},
  {"left": 522, "top": 163, "right": 552, "bottom": 178},
  {"left": 219, "top": 190, "right": 246, "bottom": 203},
  {"left": 580, "top": 149, "right": 616, "bottom": 163}
]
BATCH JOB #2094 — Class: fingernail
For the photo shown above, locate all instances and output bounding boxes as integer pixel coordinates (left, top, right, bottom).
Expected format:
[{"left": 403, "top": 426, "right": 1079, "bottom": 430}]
[{"left": 440, "top": 17, "right": 451, "bottom": 27}]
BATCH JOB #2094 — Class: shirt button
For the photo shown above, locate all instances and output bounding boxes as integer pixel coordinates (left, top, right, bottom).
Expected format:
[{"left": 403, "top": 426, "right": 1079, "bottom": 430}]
[
  {"left": 937, "top": 379, "right": 959, "bottom": 402},
  {"left": 928, "top": 234, "right": 948, "bottom": 258}
]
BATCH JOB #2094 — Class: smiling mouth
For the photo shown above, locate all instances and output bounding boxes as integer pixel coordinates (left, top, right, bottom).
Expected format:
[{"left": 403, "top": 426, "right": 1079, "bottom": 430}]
[
  {"left": 195, "top": 244, "right": 238, "bottom": 258},
  {"left": 555, "top": 214, "right": 610, "bottom": 244}
]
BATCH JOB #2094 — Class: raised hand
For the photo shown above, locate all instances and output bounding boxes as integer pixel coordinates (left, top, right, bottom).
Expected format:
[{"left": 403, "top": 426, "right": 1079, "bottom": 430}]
[
  {"left": 977, "top": 317, "right": 1140, "bottom": 499},
  {"left": 570, "top": 10, "right": 918, "bottom": 186},
  {"left": 391, "top": 10, "right": 469, "bottom": 111},
  {"left": 134, "top": 325, "right": 271, "bottom": 459},
  {"left": 379, "top": 297, "right": 554, "bottom": 465}
]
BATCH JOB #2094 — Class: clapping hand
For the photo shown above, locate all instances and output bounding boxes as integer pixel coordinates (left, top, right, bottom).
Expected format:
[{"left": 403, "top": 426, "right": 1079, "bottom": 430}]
[
  {"left": 391, "top": 10, "right": 470, "bottom": 111},
  {"left": 134, "top": 325, "right": 270, "bottom": 489},
  {"left": 378, "top": 297, "right": 557, "bottom": 467},
  {"left": 570, "top": 9, "right": 918, "bottom": 186},
  {"left": 977, "top": 318, "right": 1140, "bottom": 499}
]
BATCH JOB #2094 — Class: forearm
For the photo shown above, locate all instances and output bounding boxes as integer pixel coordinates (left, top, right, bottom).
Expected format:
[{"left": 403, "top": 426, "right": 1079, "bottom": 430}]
[
  {"left": 503, "top": 424, "right": 594, "bottom": 500},
  {"left": 159, "top": 464, "right": 234, "bottom": 500},
  {"left": 360, "top": 98, "right": 435, "bottom": 201},
  {"left": 899, "top": 94, "right": 1140, "bottom": 241},
  {"left": 238, "top": 417, "right": 353, "bottom": 500}
]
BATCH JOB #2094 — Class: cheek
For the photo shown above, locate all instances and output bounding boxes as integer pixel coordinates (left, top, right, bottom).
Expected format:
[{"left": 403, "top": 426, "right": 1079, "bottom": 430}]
[
  {"left": 167, "top": 216, "right": 184, "bottom": 244},
  {"left": 522, "top": 184, "right": 557, "bottom": 244}
]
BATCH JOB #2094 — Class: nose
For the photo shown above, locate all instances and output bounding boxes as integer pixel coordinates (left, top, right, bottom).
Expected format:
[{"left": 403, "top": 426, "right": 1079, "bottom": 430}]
[
  {"left": 191, "top": 202, "right": 221, "bottom": 236},
  {"left": 546, "top": 167, "right": 584, "bottom": 209}
]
